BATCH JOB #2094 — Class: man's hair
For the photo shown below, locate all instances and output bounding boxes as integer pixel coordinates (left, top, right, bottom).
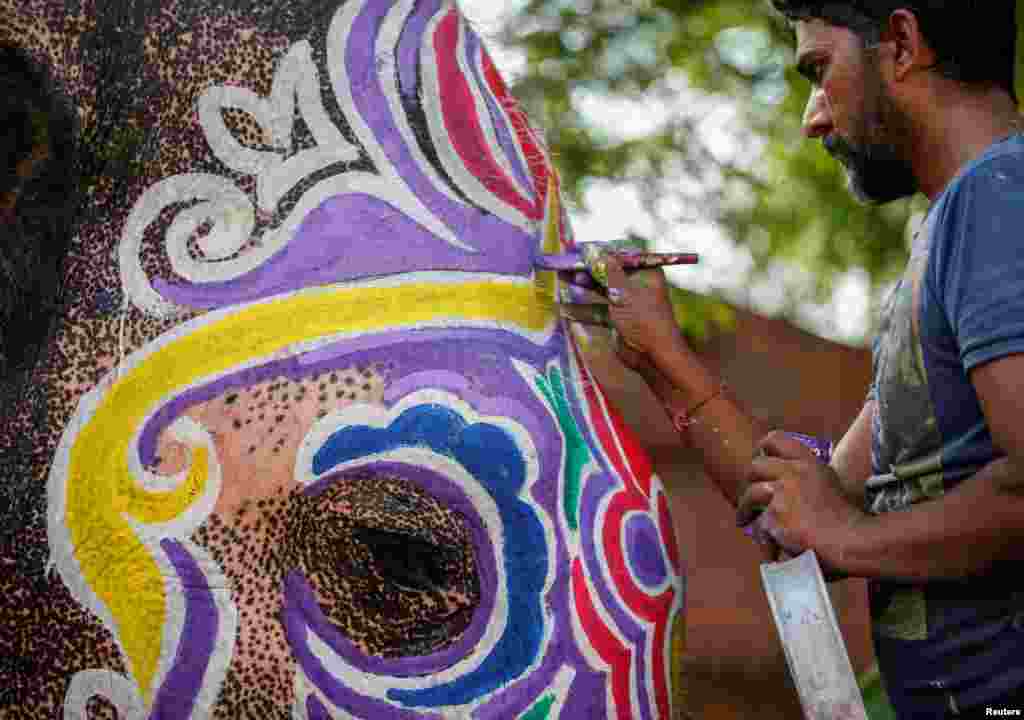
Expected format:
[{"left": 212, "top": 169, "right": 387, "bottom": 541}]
[
  {"left": 0, "top": 46, "right": 77, "bottom": 388},
  {"left": 770, "top": 1, "right": 1019, "bottom": 102}
]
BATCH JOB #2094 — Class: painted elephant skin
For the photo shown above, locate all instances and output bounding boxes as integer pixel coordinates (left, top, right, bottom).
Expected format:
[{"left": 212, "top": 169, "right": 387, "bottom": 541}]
[{"left": 0, "top": 1, "right": 686, "bottom": 718}]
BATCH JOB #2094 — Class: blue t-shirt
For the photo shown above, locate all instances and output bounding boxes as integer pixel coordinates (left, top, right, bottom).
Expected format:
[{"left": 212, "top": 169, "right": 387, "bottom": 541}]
[{"left": 866, "top": 135, "right": 1024, "bottom": 716}]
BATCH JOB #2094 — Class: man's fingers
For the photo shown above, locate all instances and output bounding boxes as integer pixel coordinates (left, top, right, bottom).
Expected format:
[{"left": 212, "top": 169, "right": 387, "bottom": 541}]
[
  {"left": 603, "top": 254, "right": 628, "bottom": 291},
  {"left": 745, "top": 510, "right": 783, "bottom": 553},
  {"left": 759, "top": 430, "right": 817, "bottom": 461},
  {"left": 747, "top": 455, "right": 790, "bottom": 484},
  {"left": 612, "top": 328, "right": 643, "bottom": 354},
  {"left": 559, "top": 303, "right": 610, "bottom": 327},
  {"left": 605, "top": 259, "right": 633, "bottom": 306},
  {"left": 567, "top": 250, "right": 666, "bottom": 297},
  {"left": 557, "top": 270, "right": 603, "bottom": 291},
  {"left": 632, "top": 266, "right": 667, "bottom": 291},
  {"left": 559, "top": 283, "right": 607, "bottom": 305},
  {"left": 736, "top": 481, "right": 775, "bottom": 527}
]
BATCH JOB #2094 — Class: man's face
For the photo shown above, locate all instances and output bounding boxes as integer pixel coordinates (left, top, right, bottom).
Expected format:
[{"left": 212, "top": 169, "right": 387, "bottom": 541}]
[{"left": 795, "top": 19, "right": 918, "bottom": 204}]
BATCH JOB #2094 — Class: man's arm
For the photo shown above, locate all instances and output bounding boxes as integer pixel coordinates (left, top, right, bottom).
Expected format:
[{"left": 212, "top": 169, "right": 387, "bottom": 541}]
[
  {"left": 833, "top": 355, "right": 1024, "bottom": 581},
  {"left": 828, "top": 400, "right": 875, "bottom": 507},
  {"left": 637, "top": 338, "right": 765, "bottom": 506},
  {"left": 588, "top": 255, "right": 874, "bottom": 510},
  {"left": 640, "top": 345, "right": 876, "bottom": 512},
  {"left": 836, "top": 456, "right": 1024, "bottom": 580}
]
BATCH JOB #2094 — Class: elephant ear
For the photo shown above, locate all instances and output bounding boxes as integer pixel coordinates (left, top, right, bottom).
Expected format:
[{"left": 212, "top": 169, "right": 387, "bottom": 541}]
[
  {"left": 0, "top": 1, "right": 158, "bottom": 386},
  {"left": 0, "top": 43, "right": 77, "bottom": 384},
  {"left": 0, "top": 1, "right": 86, "bottom": 106}
]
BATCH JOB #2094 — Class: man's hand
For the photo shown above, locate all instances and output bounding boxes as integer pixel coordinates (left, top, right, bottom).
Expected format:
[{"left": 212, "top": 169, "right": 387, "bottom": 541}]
[
  {"left": 558, "top": 252, "right": 688, "bottom": 373},
  {"left": 737, "top": 431, "right": 867, "bottom": 574},
  {"left": 603, "top": 256, "right": 686, "bottom": 364}
]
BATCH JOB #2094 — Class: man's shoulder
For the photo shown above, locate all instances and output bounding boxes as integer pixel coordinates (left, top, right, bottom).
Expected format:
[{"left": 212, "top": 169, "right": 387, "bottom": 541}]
[
  {"left": 943, "top": 135, "right": 1024, "bottom": 203},
  {"left": 928, "top": 136, "right": 1024, "bottom": 249}
]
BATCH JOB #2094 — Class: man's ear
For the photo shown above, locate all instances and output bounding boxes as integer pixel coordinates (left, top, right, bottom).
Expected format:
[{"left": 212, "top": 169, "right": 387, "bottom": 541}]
[{"left": 883, "top": 8, "right": 938, "bottom": 82}]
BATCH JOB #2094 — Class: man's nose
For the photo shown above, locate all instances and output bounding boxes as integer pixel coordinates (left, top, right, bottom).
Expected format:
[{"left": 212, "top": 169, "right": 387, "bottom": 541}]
[{"left": 802, "top": 87, "right": 833, "bottom": 139}]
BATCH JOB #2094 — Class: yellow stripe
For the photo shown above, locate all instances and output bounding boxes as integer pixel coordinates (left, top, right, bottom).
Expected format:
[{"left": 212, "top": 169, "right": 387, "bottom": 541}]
[
  {"left": 63, "top": 280, "right": 554, "bottom": 701},
  {"left": 535, "top": 173, "right": 566, "bottom": 302}
]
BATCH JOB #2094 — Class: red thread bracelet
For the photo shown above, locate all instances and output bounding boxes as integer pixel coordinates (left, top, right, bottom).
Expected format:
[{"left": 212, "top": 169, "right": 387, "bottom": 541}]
[{"left": 670, "top": 383, "right": 727, "bottom": 432}]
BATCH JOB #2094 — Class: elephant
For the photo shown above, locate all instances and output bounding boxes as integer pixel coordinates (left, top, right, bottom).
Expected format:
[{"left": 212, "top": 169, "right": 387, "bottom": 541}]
[{"left": 0, "top": 1, "right": 687, "bottom": 718}]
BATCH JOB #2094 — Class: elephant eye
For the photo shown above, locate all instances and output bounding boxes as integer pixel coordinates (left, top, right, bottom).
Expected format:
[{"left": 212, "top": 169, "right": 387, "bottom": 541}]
[
  {"left": 353, "top": 526, "right": 451, "bottom": 592},
  {"left": 287, "top": 471, "right": 480, "bottom": 659}
]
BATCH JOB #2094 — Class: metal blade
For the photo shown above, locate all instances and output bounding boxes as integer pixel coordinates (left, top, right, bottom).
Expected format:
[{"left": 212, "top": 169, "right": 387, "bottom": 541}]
[{"left": 760, "top": 550, "right": 869, "bottom": 720}]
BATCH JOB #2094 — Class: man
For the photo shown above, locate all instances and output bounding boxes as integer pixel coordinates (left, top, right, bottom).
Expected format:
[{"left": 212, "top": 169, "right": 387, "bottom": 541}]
[{"left": 564, "top": 1, "right": 1024, "bottom": 716}]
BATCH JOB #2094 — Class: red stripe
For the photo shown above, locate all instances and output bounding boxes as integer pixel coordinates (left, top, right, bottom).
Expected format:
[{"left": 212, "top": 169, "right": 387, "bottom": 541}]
[
  {"left": 604, "top": 494, "right": 661, "bottom": 619},
  {"left": 603, "top": 399, "right": 654, "bottom": 497},
  {"left": 434, "top": 11, "right": 540, "bottom": 219},
  {"left": 572, "top": 559, "right": 634, "bottom": 720},
  {"left": 481, "top": 53, "right": 549, "bottom": 211},
  {"left": 569, "top": 341, "right": 630, "bottom": 483}
]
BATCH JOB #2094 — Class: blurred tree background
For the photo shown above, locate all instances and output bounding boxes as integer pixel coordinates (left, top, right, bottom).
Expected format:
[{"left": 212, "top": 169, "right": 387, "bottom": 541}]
[{"left": 495, "top": 0, "right": 1024, "bottom": 345}]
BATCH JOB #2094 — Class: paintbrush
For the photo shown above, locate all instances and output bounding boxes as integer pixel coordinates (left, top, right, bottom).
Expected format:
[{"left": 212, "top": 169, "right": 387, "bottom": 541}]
[
  {"left": 534, "top": 244, "right": 699, "bottom": 272},
  {"left": 535, "top": 243, "right": 699, "bottom": 289}
]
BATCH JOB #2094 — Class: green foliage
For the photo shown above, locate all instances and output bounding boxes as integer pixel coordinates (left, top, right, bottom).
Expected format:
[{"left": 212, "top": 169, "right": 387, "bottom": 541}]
[{"left": 504, "top": 0, "right": 1024, "bottom": 342}]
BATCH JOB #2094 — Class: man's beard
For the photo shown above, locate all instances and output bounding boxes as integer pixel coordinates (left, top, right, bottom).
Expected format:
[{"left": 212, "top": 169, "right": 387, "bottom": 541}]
[{"left": 824, "top": 74, "right": 918, "bottom": 204}]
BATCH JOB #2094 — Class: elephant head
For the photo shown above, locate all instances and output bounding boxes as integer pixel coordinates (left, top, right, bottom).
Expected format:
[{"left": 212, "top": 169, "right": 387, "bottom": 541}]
[{"left": 0, "top": 2, "right": 686, "bottom": 718}]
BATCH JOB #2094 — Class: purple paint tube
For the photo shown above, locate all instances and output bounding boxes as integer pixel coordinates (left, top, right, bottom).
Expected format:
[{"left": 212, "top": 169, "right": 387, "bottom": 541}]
[
  {"left": 782, "top": 430, "right": 831, "bottom": 464},
  {"left": 742, "top": 432, "right": 834, "bottom": 541},
  {"left": 783, "top": 432, "right": 834, "bottom": 464}
]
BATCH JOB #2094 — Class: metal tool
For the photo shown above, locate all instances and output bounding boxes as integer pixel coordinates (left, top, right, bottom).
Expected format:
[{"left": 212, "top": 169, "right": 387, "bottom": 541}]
[{"left": 761, "top": 550, "right": 869, "bottom": 720}]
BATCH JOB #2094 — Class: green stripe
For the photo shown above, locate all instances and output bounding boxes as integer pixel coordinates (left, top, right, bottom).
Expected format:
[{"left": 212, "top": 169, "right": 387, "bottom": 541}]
[
  {"left": 520, "top": 694, "right": 556, "bottom": 720},
  {"left": 535, "top": 367, "right": 591, "bottom": 533}
]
